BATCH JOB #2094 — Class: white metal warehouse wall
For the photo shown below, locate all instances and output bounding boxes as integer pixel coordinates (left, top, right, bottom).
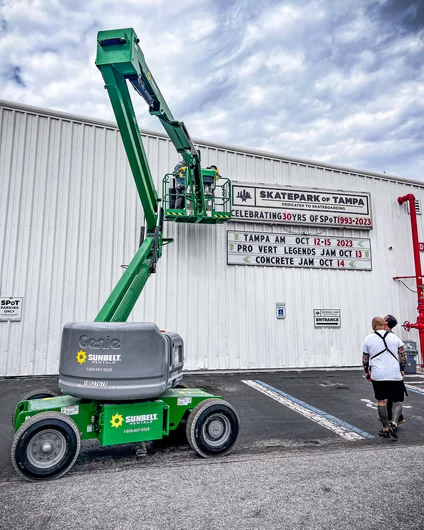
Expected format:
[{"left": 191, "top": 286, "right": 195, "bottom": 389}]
[{"left": 1, "top": 100, "right": 423, "bottom": 376}]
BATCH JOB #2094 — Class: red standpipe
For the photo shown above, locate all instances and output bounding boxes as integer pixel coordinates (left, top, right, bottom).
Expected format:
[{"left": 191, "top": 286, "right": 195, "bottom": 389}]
[{"left": 398, "top": 194, "right": 424, "bottom": 367}]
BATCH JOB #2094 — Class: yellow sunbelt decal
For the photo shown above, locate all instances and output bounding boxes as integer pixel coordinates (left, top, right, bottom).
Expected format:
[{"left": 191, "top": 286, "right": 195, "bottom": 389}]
[
  {"left": 76, "top": 350, "right": 87, "bottom": 364},
  {"left": 110, "top": 413, "right": 124, "bottom": 428}
]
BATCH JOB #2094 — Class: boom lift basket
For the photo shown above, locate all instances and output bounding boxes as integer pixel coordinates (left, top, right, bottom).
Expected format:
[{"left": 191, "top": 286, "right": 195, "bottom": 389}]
[{"left": 162, "top": 171, "right": 232, "bottom": 224}]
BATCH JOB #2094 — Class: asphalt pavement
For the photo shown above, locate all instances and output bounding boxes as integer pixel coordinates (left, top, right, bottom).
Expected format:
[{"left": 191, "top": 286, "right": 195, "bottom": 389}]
[
  {"left": 1, "top": 369, "right": 424, "bottom": 529},
  {"left": 2, "top": 443, "right": 424, "bottom": 530}
]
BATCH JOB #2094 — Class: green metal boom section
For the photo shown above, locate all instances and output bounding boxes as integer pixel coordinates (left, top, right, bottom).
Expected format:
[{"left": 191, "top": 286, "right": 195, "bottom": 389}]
[{"left": 94, "top": 28, "right": 232, "bottom": 322}]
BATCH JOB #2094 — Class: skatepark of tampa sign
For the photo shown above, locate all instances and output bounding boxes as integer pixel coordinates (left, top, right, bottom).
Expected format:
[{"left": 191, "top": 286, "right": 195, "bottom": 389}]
[{"left": 231, "top": 182, "right": 372, "bottom": 229}]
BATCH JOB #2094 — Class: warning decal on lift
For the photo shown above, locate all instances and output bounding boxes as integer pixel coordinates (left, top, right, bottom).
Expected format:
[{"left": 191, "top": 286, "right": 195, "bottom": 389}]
[
  {"left": 227, "top": 231, "right": 372, "bottom": 271},
  {"left": 61, "top": 405, "right": 79, "bottom": 416}
]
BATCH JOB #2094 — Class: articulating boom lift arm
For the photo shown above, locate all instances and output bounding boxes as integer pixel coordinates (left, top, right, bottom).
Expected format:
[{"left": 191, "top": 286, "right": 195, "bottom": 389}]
[
  {"left": 94, "top": 27, "right": 229, "bottom": 323},
  {"left": 94, "top": 28, "right": 175, "bottom": 323},
  {"left": 96, "top": 28, "right": 208, "bottom": 219}
]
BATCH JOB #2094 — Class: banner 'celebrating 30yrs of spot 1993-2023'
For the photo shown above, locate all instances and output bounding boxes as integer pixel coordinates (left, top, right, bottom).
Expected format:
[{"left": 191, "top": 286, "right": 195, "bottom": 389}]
[{"left": 231, "top": 182, "right": 372, "bottom": 229}]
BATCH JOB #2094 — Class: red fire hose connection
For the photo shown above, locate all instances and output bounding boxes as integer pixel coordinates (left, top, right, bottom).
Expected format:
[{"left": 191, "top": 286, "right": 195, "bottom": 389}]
[{"left": 397, "top": 194, "right": 424, "bottom": 367}]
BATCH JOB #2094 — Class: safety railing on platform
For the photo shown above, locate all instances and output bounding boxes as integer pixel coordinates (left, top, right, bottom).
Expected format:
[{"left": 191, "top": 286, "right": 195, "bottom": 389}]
[{"left": 162, "top": 173, "right": 232, "bottom": 224}]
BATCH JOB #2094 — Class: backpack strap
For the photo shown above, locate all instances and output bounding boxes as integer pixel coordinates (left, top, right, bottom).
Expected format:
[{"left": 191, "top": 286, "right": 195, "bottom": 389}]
[{"left": 373, "top": 331, "right": 398, "bottom": 361}]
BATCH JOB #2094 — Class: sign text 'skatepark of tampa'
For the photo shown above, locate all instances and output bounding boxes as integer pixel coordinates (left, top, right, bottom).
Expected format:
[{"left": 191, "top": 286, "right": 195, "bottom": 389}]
[{"left": 231, "top": 182, "right": 372, "bottom": 229}]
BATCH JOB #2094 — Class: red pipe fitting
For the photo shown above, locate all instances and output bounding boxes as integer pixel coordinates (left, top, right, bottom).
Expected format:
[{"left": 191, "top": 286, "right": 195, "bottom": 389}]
[
  {"left": 402, "top": 321, "right": 412, "bottom": 332},
  {"left": 398, "top": 194, "right": 424, "bottom": 366},
  {"left": 398, "top": 194, "right": 415, "bottom": 205}
]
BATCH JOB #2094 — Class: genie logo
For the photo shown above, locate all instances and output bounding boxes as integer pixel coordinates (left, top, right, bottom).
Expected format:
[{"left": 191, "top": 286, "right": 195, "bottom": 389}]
[{"left": 79, "top": 334, "right": 121, "bottom": 350}]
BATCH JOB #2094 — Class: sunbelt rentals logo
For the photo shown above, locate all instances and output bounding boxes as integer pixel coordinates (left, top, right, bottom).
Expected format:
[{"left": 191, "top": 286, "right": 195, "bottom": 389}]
[
  {"left": 75, "top": 349, "right": 122, "bottom": 365},
  {"left": 110, "top": 413, "right": 124, "bottom": 428},
  {"left": 76, "top": 350, "right": 87, "bottom": 364},
  {"left": 109, "top": 413, "right": 159, "bottom": 428}
]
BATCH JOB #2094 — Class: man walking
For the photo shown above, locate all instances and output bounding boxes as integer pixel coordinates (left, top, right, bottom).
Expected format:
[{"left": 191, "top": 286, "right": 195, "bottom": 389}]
[
  {"left": 362, "top": 316, "right": 407, "bottom": 438},
  {"left": 384, "top": 314, "right": 405, "bottom": 425}
]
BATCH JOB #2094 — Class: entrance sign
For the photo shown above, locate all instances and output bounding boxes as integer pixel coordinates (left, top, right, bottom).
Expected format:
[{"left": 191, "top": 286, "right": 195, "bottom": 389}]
[
  {"left": 232, "top": 182, "right": 372, "bottom": 229},
  {"left": 0, "top": 297, "right": 23, "bottom": 321},
  {"left": 227, "top": 231, "right": 372, "bottom": 271},
  {"left": 314, "top": 309, "right": 341, "bottom": 328}
]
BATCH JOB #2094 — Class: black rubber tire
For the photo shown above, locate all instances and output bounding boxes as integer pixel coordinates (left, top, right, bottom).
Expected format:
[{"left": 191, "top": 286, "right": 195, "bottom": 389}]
[
  {"left": 11, "top": 411, "right": 80, "bottom": 481},
  {"left": 186, "top": 398, "right": 239, "bottom": 458},
  {"left": 12, "top": 388, "right": 59, "bottom": 429},
  {"left": 21, "top": 388, "right": 59, "bottom": 401}
]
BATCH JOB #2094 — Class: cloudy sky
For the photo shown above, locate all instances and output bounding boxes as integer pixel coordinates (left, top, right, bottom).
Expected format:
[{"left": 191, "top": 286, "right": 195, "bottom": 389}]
[{"left": 1, "top": 0, "right": 423, "bottom": 179}]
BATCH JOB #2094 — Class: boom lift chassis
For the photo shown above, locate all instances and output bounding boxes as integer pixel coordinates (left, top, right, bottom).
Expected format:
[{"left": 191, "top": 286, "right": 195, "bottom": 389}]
[{"left": 11, "top": 28, "right": 238, "bottom": 481}]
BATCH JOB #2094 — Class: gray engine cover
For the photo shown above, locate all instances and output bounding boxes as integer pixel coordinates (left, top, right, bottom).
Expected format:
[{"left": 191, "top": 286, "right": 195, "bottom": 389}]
[{"left": 58, "top": 322, "right": 184, "bottom": 400}]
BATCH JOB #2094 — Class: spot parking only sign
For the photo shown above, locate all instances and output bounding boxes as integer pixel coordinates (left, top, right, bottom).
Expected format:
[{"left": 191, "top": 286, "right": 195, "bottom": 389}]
[
  {"left": 0, "top": 297, "right": 23, "bottom": 321},
  {"left": 314, "top": 309, "right": 341, "bottom": 328}
]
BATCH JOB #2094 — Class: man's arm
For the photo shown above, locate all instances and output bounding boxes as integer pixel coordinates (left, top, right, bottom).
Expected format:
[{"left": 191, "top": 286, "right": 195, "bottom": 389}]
[
  {"left": 398, "top": 345, "right": 406, "bottom": 373},
  {"left": 362, "top": 352, "right": 371, "bottom": 380},
  {"left": 172, "top": 162, "right": 183, "bottom": 175}
]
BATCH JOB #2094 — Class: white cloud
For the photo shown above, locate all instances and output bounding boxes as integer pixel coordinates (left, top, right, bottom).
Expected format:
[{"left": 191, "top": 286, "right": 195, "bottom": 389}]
[
  {"left": 265, "top": 50, "right": 305, "bottom": 74},
  {"left": 0, "top": 0, "right": 422, "bottom": 180}
]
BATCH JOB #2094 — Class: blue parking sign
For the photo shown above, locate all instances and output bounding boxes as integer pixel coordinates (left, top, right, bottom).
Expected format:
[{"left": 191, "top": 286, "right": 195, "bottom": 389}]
[{"left": 276, "top": 303, "right": 286, "bottom": 319}]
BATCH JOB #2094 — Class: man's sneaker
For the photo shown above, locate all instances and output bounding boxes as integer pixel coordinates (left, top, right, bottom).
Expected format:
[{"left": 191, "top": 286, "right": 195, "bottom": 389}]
[
  {"left": 389, "top": 424, "right": 398, "bottom": 439},
  {"left": 379, "top": 429, "right": 391, "bottom": 438},
  {"left": 398, "top": 416, "right": 405, "bottom": 425}
]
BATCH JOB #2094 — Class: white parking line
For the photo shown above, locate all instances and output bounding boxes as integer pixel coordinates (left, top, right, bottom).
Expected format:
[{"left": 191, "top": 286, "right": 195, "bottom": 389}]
[
  {"left": 242, "top": 380, "right": 373, "bottom": 440},
  {"left": 360, "top": 398, "right": 412, "bottom": 409},
  {"left": 405, "top": 384, "right": 424, "bottom": 395},
  {"left": 361, "top": 398, "right": 377, "bottom": 410}
]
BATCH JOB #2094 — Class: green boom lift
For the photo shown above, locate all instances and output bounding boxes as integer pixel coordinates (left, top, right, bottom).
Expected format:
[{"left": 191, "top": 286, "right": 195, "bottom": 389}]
[
  {"left": 10, "top": 28, "right": 239, "bottom": 481},
  {"left": 94, "top": 27, "right": 232, "bottom": 323}
]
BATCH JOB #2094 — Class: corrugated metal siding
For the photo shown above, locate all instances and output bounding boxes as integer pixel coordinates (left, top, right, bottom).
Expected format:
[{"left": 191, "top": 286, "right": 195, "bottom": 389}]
[{"left": 1, "top": 100, "right": 423, "bottom": 375}]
